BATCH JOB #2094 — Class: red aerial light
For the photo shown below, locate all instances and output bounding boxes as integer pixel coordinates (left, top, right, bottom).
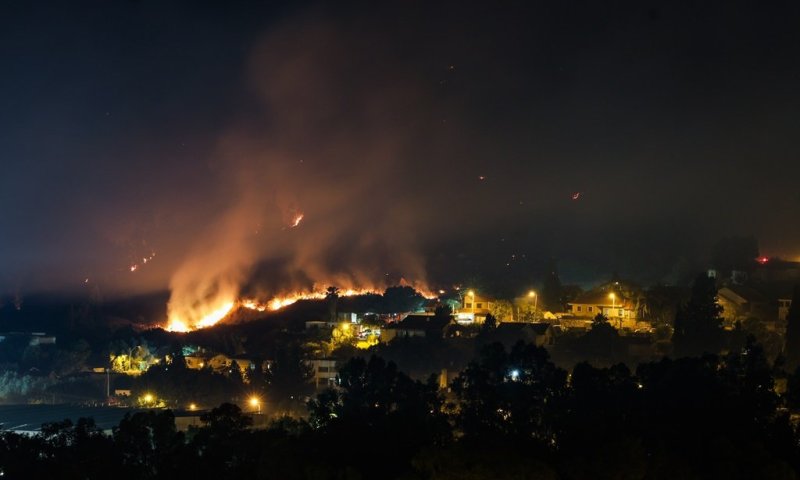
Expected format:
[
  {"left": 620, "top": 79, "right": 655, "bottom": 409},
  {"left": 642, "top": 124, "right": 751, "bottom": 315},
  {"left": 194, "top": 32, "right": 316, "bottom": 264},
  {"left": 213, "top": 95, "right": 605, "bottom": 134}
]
[{"left": 756, "top": 256, "right": 769, "bottom": 265}]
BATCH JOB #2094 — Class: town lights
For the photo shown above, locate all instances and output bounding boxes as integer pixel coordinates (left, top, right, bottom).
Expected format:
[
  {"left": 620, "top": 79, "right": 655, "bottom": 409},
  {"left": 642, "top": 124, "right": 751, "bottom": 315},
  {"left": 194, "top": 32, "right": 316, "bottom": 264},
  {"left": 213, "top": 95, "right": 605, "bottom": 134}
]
[
  {"left": 142, "top": 393, "right": 154, "bottom": 404},
  {"left": 188, "top": 403, "right": 197, "bottom": 411}
]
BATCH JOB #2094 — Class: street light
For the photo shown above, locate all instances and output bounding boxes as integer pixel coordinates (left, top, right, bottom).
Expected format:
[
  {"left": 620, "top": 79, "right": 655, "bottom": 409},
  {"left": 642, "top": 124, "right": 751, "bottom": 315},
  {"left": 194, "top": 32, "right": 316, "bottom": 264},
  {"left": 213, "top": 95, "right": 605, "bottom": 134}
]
[
  {"left": 467, "top": 290, "right": 475, "bottom": 320},
  {"left": 528, "top": 290, "right": 537, "bottom": 322},
  {"left": 249, "top": 396, "right": 261, "bottom": 415},
  {"left": 609, "top": 293, "right": 619, "bottom": 329}
]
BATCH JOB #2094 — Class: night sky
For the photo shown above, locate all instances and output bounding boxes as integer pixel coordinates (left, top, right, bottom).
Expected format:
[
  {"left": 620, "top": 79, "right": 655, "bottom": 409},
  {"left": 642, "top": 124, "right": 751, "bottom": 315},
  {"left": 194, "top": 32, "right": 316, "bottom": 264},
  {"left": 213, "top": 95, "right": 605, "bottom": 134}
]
[{"left": 2, "top": 0, "right": 800, "bottom": 299}]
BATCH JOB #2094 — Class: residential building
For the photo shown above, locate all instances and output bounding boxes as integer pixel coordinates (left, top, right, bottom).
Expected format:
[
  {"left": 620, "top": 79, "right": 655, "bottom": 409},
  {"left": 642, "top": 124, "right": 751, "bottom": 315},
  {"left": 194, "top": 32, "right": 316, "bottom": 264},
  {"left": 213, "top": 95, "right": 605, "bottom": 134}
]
[
  {"left": 493, "top": 322, "right": 555, "bottom": 348},
  {"left": 717, "top": 285, "right": 772, "bottom": 327},
  {"left": 380, "top": 315, "right": 452, "bottom": 342},
  {"left": 305, "top": 358, "right": 338, "bottom": 389},
  {"left": 454, "top": 292, "right": 495, "bottom": 324},
  {"left": 779, "top": 298, "right": 793, "bottom": 322},
  {"left": 184, "top": 353, "right": 252, "bottom": 373},
  {"left": 567, "top": 290, "right": 637, "bottom": 329}
]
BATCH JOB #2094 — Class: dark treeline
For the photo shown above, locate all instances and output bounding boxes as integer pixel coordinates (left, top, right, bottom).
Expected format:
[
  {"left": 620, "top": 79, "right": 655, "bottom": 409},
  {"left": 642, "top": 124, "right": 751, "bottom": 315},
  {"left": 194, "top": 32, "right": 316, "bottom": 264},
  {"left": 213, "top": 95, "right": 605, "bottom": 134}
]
[{"left": 2, "top": 339, "right": 800, "bottom": 479}]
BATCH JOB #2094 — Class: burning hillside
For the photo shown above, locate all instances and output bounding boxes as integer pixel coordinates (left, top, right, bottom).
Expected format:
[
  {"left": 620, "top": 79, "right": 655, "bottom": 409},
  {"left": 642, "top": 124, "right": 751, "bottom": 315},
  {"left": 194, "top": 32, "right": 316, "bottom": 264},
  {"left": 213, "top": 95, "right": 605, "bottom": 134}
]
[{"left": 165, "top": 284, "right": 433, "bottom": 332}]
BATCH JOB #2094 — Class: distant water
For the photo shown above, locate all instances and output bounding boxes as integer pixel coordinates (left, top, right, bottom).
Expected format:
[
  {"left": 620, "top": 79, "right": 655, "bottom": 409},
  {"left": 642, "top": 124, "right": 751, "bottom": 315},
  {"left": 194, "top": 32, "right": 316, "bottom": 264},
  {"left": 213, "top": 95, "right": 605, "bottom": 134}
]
[{"left": 0, "top": 404, "right": 141, "bottom": 433}]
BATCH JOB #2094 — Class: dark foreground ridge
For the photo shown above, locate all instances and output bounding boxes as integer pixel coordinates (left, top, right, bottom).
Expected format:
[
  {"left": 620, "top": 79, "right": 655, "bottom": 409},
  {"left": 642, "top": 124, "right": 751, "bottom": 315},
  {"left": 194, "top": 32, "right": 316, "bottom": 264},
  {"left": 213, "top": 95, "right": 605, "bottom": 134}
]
[{"left": 1, "top": 339, "right": 799, "bottom": 480}]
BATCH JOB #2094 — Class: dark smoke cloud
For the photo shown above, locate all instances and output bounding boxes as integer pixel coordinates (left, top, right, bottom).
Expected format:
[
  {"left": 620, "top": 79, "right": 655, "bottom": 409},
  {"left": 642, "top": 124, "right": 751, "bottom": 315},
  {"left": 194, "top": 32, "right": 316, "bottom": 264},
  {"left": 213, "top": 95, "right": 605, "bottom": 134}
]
[{"left": 2, "top": 1, "right": 800, "bottom": 307}]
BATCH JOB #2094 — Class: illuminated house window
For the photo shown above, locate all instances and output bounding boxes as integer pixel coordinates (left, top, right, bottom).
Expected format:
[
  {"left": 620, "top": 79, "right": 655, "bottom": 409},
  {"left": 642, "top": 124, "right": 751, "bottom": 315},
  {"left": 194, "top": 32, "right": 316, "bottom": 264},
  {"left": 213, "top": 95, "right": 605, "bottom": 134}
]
[
  {"left": 588, "top": 306, "right": 593, "bottom": 313},
  {"left": 577, "top": 306, "right": 582, "bottom": 312},
  {"left": 476, "top": 303, "right": 483, "bottom": 309},
  {"left": 619, "top": 309, "right": 623, "bottom": 316},
  {"left": 465, "top": 303, "right": 472, "bottom": 308}
]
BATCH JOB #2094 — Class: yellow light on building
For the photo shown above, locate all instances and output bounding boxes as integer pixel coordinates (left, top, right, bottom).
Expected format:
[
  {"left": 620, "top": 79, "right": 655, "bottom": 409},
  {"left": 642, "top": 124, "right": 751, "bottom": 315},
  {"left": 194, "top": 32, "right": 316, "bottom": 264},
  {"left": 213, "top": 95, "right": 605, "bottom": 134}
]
[
  {"left": 143, "top": 393, "right": 154, "bottom": 403},
  {"left": 188, "top": 403, "right": 197, "bottom": 411}
]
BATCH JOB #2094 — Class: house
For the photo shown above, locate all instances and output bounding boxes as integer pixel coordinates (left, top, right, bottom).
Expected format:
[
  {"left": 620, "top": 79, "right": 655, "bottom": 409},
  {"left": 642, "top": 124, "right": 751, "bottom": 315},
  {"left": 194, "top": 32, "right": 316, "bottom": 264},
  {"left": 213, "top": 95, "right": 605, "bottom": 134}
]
[
  {"left": 184, "top": 355, "right": 207, "bottom": 370},
  {"left": 232, "top": 358, "right": 254, "bottom": 372},
  {"left": 305, "top": 320, "right": 338, "bottom": 330},
  {"left": 779, "top": 298, "right": 793, "bottom": 322},
  {"left": 29, "top": 333, "right": 56, "bottom": 346},
  {"left": 184, "top": 353, "right": 252, "bottom": 373},
  {"left": 336, "top": 312, "right": 368, "bottom": 324},
  {"left": 454, "top": 292, "right": 495, "bottom": 324},
  {"left": 380, "top": 315, "right": 452, "bottom": 342},
  {"left": 567, "top": 290, "right": 638, "bottom": 329},
  {"left": 305, "top": 358, "right": 338, "bottom": 389},
  {"left": 717, "top": 285, "right": 772, "bottom": 327},
  {"left": 493, "top": 322, "right": 555, "bottom": 348},
  {"left": 0, "top": 332, "right": 57, "bottom": 346}
]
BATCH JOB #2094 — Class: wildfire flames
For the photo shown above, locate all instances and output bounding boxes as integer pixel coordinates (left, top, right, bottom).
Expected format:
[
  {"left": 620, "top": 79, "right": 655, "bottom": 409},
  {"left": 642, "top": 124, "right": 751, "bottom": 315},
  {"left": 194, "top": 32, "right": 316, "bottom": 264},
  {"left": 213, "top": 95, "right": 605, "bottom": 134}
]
[
  {"left": 241, "top": 288, "right": 380, "bottom": 313},
  {"left": 290, "top": 213, "right": 304, "bottom": 228},
  {"left": 129, "top": 252, "right": 157, "bottom": 273},
  {"left": 166, "top": 300, "right": 236, "bottom": 333},
  {"left": 165, "top": 286, "right": 432, "bottom": 332}
]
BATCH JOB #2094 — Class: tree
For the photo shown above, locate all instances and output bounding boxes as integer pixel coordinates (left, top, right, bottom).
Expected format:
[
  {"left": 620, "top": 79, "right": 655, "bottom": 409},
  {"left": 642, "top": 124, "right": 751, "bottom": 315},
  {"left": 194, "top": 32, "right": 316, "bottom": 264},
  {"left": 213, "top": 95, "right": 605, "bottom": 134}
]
[
  {"left": 113, "top": 410, "right": 185, "bottom": 478},
  {"left": 307, "top": 355, "right": 451, "bottom": 479},
  {"left": 433, "top": 304, "right": 453, "bottom": 320},
  {"left": 572, "top": 314, "right": 626, "bottom": 366},
  {"left": 641, "top": 285, "right": 683, "bottom": 325},
  {"left": 265, "top": 343, "right": 314, "bottom": 414},
  {"left": 672, "top": 273, "right": 724, "bottom": 357},
  {"left": 382, "top": 286, "right": 426, "bottom": 313},
  {"left": 488, "top": 300, "right": 513, "bottom": 322},
  {"left": 326, "top": 286, "right": 340, "bottom": 322},
  {"left": 784, "top": 286, "right": 800, "bottom": 369},
  {"left": 190, "top": 403, "right": 255, "bottom": 478},
  {"left": 479, "top": 313, "right": 498, "bottom": 338},
  {"left": 451, "top": 341, "right": 567, "bottom": 442}
]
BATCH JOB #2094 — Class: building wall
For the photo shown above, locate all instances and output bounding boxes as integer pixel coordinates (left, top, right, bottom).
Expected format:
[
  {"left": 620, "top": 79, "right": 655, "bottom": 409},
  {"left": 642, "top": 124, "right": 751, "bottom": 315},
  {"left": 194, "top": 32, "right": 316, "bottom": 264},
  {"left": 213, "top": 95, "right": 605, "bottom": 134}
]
[
  {"left": 569, "top": 303, "right": 636, "bottom": 320},
  {"left": 779, "top": 299, "right": 792, "bottom": 322},
  {"left": 305, "top": 359, "right": 338, "bottom": 388},
  {"left": 380, "top": 328, "right": 426, "bottom": 343},
  {"left": 455, "top": 294, "right": 494, "bottom": 324}
]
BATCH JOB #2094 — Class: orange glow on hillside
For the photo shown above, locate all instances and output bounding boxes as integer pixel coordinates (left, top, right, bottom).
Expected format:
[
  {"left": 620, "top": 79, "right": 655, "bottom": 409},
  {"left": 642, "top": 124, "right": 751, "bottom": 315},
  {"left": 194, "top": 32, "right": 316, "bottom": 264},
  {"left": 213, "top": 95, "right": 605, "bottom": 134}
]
[
  {"left": 166, "top": 300, "right": 235, "bottom": 332},
  {"left": 167, "top": 284, "right": 435, "bottom": 333}
]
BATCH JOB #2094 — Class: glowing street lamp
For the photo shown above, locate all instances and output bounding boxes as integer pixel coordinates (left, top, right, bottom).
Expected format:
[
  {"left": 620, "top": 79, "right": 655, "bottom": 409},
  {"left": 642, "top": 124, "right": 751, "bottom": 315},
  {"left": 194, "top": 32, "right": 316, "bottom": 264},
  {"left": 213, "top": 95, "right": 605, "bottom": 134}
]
[
  {"left": 467, "top": 290, "right": 476, "bottom": 319},
  {"left": 609, "top": 293, "right": 619, "bottom": 328},
  {"left": 188, "top": 403, "right": 197, "bottom": 411},
  {"left": 249, "top": 396, "right": 261, "bottom": 415},
  {"left": 143, "top": 393, "right": 154, "bottom": 404},
  {"left": 528, "top": 290, "right": 538, "bottom": 321}
]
